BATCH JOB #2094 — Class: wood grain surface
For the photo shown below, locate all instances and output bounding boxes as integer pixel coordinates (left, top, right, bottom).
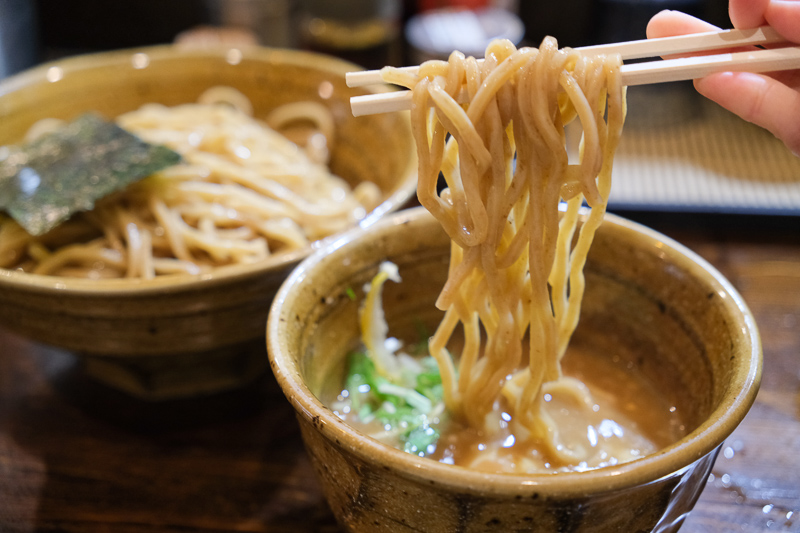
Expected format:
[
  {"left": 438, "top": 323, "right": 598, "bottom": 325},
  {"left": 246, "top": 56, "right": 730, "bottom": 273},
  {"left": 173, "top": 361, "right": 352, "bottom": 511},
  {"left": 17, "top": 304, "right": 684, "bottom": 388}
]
[{"left": 1, "top": 211, "right": 798, "bottom": 532}]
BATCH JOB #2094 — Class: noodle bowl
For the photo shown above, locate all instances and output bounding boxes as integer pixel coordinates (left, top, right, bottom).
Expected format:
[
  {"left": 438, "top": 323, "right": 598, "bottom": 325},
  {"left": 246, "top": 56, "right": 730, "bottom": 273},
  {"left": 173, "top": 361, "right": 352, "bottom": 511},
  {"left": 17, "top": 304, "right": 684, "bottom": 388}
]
[
  {"left": 267, "top": 205, "right": 761, "bottom": 532},
  {"left": 0, "top": 45, "right": 417, "bottom": 398}
]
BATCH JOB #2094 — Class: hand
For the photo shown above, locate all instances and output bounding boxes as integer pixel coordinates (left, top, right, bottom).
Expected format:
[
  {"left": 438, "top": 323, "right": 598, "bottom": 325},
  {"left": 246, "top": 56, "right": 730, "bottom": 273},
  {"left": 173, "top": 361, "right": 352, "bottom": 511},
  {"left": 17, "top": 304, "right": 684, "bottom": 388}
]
[{"left": 647, "top": 2, "right": 800, "bottom": 155}]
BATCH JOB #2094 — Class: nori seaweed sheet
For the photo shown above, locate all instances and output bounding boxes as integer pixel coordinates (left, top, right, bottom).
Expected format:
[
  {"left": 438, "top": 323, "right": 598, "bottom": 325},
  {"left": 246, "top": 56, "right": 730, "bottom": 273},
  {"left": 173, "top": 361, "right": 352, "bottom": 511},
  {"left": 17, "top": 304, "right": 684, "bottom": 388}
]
[{"left": 0, "top": 113, "right": 181, "bottom": 236}]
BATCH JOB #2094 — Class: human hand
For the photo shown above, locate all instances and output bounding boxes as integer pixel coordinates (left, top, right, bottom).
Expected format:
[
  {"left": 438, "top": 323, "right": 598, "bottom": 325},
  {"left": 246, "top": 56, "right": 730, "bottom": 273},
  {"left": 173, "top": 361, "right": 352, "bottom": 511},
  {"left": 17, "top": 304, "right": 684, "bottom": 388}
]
[{"left": 647, "top": 1, "right": 800, "bottom": 155}]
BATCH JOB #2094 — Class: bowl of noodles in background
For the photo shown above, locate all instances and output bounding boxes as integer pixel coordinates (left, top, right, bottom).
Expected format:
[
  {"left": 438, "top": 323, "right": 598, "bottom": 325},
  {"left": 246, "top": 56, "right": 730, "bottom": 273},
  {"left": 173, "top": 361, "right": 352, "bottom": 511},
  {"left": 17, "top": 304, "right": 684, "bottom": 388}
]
[
  {"left": 0, "top": 45, "right": 417, "bottom": 399},
  {"left": 267, "top": 206, "right": 761, "bottom": 532}
]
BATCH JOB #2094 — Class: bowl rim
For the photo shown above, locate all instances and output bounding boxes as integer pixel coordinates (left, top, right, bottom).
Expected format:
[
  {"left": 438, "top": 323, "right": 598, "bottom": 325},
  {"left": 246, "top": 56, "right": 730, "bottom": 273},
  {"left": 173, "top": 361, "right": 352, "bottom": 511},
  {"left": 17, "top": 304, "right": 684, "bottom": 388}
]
[
  {"left": 0, "top": 45, "right": 418, "bottom": 296},
  {"left": 267, "top": 206, "right": 763, "bottom": 498}
]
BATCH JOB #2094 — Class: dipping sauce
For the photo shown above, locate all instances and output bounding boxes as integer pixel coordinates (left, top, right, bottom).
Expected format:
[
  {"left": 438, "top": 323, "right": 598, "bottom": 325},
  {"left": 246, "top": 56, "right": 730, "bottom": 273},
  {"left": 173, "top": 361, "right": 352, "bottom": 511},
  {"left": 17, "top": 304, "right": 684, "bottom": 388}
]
[{"left": 328, "top": 341, "right": 685, "bottom": 474}]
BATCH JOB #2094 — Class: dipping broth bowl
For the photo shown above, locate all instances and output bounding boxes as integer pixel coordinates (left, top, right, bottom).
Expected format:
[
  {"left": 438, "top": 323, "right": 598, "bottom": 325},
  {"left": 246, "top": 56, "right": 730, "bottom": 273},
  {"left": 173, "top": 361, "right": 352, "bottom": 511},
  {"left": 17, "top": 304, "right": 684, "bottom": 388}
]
[
  {"left": 267, "top": 206, "right": 761, "bottom": 533},
  {"left": 0, "top": 45, "right": 417, "bottom": 399}
]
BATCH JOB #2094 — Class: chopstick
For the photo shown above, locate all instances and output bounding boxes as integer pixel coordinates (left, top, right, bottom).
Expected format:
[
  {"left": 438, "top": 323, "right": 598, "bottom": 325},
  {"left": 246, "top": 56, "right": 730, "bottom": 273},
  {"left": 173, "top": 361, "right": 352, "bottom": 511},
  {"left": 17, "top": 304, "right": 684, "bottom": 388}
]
[
  {"left": 623, "top": 46, "right": 800, "bottom": 85},
  {"left": 346, "top": 26, "right": 783, "bottom": 87},
  {"left": 347, "top": 26, "right": 800, "bottom": 116}
]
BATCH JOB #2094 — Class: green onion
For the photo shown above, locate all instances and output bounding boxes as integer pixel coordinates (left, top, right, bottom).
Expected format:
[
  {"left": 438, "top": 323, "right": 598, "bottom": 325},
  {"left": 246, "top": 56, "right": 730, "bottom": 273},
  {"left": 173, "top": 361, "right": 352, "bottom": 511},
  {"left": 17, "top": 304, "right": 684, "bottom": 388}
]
[
  {"left": 342, "top": 348, "right": 444, "bottom": 457},
  {"left": 377, "top": 382, "right": 433, "bottom": 412}
]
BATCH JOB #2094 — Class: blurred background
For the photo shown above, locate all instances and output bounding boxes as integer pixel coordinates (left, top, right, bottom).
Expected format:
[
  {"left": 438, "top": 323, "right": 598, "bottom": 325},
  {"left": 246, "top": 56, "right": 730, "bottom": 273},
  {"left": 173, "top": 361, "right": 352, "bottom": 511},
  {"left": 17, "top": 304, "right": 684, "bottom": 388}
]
[{"left": 2, "top": 0, "right": 731, "bottom": 78}]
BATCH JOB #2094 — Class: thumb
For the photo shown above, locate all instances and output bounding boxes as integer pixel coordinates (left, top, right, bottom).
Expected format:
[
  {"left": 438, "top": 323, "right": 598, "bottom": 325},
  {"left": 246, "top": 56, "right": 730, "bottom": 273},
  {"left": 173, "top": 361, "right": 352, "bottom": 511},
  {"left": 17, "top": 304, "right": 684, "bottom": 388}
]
[{"left": 766, "top": 1, "right": 800, "bottom": 43}]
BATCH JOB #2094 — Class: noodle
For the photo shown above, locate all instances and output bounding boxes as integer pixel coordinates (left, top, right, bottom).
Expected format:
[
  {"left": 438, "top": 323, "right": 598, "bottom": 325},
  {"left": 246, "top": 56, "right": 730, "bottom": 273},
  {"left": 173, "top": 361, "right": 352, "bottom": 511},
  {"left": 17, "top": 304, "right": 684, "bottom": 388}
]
[
  {"left": 379, "top": 37, "right": 628, "bottom": 468},
  {"left": 0, "top": 88, "right": 381, "bottom": 279}
]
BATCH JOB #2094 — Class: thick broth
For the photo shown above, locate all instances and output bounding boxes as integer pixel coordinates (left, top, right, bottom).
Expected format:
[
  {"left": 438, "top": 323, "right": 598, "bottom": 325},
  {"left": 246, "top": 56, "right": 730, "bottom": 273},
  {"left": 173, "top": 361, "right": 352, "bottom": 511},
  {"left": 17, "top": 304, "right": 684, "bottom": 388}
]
[{"left": 328, "top": 341, "right": 686, "bottom": 474}]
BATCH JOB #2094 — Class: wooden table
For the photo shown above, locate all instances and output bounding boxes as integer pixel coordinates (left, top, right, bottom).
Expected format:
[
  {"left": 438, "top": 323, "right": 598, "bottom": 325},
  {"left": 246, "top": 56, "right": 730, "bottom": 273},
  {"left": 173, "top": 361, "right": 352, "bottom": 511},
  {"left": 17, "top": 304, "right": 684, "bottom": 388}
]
[{"left": 1, "top": 211, "right": 798, "bottom": 532}]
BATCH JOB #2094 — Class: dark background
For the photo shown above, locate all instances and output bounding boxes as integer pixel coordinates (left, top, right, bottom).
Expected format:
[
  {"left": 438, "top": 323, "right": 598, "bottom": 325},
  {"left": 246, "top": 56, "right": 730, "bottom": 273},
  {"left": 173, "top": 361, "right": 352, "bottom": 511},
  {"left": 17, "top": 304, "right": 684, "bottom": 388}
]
[{"left": 2, "top": 0, "right": 733, "bottom": 79}]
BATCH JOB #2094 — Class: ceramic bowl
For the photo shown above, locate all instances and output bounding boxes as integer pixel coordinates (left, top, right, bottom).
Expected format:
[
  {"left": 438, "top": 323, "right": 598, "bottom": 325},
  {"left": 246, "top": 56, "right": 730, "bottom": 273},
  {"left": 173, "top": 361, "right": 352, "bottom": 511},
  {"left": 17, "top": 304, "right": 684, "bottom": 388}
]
[
  {"left": 0, "top": 45, "right": 417, "bottom": 399},
  {"left": 267, "top": 206, "right": 761, "bottom": 533}
]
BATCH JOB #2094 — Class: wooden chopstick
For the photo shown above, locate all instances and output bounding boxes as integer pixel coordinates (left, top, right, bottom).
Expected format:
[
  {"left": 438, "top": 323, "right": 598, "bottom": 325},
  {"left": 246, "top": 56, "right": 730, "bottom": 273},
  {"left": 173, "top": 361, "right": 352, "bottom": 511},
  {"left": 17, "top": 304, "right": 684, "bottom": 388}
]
[
  {"left": 622, "top": 45, "right": 800, "bottom": 85},
  {"left": 347, "top": 26, "right": 800, "bottom": 116},
  {"left": 345, "top": 26, "right": 784, "bottom": 88}
]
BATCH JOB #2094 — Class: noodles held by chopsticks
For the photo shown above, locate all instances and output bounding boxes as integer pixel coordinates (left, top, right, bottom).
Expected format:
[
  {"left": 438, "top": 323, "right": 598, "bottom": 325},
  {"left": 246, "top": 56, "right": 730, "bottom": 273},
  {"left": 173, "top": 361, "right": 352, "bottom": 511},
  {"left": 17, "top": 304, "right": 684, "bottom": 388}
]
[{"left": 382, "top": 37, "right": 626, "bottom": 465}]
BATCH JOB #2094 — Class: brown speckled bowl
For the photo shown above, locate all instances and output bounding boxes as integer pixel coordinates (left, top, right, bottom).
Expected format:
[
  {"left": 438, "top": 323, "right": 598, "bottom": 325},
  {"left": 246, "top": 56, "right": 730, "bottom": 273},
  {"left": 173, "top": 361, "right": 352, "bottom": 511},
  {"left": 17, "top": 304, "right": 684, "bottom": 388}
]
[
  {"left": 267, "top": 207, "right": 761, "bottom": 533},
  {"left": 0, "top": 45, "right": 417, "bottom": 399}
]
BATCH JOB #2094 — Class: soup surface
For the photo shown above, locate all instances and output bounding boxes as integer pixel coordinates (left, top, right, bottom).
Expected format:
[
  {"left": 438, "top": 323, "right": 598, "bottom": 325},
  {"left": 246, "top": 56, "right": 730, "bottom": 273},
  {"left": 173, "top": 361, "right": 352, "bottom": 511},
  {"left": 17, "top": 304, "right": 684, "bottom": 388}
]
[{"left": 328, "top": 338, "right": 685, "bottom": 473}]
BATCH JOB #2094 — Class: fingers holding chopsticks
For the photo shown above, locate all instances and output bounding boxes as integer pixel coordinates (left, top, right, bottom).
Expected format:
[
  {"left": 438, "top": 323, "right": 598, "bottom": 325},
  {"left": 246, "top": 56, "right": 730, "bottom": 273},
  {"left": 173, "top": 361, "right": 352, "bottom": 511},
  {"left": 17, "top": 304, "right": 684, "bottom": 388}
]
[{"left": 648, "top": 7, "right": 800, "bottom": 155}]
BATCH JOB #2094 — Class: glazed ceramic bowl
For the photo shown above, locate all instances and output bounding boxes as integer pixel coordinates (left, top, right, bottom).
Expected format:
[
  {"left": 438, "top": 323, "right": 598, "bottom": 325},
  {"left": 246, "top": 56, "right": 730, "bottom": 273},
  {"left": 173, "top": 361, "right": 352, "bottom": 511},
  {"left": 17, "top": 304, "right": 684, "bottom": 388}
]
[
  {"left": 0, "top": 45, "right": 417, "bottom": 399},
  {"left": 267, "top": 207, "right": 761, "bottom": 533}
]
